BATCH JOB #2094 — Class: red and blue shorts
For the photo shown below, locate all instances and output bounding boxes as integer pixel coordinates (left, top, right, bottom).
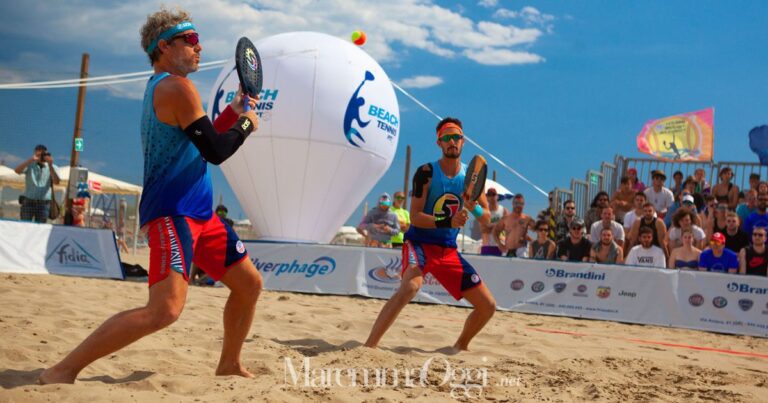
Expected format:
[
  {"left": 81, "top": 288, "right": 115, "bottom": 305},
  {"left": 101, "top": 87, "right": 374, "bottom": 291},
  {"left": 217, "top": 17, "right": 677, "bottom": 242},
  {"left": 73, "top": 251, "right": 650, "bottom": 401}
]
[
  {"left": 402, "top": 240, "right": 482, "bottom": 300},
  {"left": 144, "top": 215, "right": 248, "bottom": 287}
]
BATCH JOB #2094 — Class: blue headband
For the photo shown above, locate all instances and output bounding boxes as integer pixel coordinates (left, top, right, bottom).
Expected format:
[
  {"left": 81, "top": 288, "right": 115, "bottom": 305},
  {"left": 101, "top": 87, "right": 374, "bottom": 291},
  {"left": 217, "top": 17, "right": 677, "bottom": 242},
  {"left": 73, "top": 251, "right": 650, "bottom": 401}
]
[{"left": 146, "top": 21, "right": 196, "bottom": 53}]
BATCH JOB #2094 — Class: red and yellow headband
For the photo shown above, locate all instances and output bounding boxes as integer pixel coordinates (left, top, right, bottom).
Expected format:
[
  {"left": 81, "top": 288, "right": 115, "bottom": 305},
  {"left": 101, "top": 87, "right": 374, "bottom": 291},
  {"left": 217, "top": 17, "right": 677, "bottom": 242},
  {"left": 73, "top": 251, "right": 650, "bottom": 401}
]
[{"left": 437, "top": 122, "right": 463, "bottom": 137}]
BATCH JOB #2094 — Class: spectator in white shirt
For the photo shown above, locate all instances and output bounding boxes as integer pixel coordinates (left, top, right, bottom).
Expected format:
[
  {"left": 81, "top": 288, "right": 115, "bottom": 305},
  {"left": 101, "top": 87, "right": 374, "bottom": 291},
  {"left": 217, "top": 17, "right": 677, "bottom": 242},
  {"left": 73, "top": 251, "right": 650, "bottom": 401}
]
[
  {"left": 644, "top": 170, "right": 675, "bottom": 219},
  {"left": 589, "top": 206, "right": 625, "bottom": 248},
  {"left": 626, "top": 226, "right": 667, "bottom": 268}
]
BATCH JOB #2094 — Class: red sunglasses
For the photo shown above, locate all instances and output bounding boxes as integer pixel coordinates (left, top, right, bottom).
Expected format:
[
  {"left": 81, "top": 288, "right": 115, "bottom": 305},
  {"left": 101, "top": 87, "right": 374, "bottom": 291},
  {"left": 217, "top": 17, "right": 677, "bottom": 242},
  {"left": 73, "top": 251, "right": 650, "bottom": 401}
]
[{"left": 169, "top": 32, "right": 199, "bottom": 47}]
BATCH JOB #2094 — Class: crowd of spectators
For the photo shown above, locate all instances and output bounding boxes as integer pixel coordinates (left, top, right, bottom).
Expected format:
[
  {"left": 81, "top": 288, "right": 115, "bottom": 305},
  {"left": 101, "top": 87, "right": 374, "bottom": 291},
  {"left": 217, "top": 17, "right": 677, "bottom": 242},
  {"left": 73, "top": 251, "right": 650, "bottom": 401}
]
[{"left": 472, "top": 167, "right": 767, "bottom": 277}]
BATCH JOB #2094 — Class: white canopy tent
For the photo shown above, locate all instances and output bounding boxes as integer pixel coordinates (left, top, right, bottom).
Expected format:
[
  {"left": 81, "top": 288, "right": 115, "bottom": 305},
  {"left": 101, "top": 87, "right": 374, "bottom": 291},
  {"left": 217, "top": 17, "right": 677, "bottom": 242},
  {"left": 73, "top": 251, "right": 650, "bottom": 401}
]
[{"left": 1, "top": 165, "right": 143, "bottom": 253}]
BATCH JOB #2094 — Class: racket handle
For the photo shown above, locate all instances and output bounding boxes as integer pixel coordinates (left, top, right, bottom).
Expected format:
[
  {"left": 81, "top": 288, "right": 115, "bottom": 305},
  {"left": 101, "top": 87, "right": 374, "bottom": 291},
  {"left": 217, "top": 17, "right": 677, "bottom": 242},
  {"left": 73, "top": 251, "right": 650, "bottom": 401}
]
[{"left": 243, "top": 95, "right": 251, "bottom": 112}]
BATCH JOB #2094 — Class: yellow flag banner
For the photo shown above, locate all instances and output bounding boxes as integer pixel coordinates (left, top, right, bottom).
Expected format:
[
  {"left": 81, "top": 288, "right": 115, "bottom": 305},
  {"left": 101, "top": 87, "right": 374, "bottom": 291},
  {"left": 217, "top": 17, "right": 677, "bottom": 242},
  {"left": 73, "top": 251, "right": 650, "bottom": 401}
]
[{"left": 636, "top": 108, "right": 714, "bottom": 161}]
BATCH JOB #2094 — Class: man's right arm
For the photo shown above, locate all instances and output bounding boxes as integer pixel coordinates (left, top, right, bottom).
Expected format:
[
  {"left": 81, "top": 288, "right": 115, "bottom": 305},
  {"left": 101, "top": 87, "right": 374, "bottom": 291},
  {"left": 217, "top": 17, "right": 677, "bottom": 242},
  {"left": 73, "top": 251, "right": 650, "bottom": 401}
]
[
  {"left": 409, "top": 164, "right": 439, "bottom": 228},
  {"left": 14, "top": 157, "right": 35, "bottom": 174},
  {"left": 155, "top": 77, "right": 258, "bottom": 165}
]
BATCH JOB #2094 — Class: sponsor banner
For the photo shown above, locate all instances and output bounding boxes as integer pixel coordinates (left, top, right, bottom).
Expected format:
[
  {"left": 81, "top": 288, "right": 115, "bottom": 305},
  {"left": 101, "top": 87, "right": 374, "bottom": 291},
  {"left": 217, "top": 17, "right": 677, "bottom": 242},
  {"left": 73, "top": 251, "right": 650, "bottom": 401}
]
[
  {"left": 245, "top": 242, "right": 361, "bottom": 295},
  {"left": 0, "top": 219, "right": 123, "bottom": 279},
  {"left": 244, "top": 242, "right": 768, "bottom": 337},
  {"left": 360, "top": 248, "right": 467, "bottom": 306},
  {"left": 476, "top": 257, "right": 683, "bottom": 326},
  {"left": 677, "top": 270, "right": 768, "bottom": 335}
]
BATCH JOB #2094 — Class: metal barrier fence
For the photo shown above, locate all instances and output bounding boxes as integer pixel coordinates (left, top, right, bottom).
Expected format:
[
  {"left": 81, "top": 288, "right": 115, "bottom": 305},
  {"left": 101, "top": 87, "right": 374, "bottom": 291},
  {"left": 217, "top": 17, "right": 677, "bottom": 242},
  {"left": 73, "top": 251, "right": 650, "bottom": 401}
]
[
  {"left": 554, "top": 155, "right": 767, "bottom": 221},
  {"left": 614, "top": 156, "right": 767, "bottom": 193}
]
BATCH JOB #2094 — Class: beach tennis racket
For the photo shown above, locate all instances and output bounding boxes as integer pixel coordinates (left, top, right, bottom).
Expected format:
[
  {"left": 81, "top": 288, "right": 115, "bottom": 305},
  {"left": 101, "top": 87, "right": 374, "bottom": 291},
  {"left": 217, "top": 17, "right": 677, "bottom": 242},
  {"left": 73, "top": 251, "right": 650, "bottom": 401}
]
[
  {"left": 463, "top": 155, "right": 488, "bottom": 203},
  {"left": 235, "top": 36, "right": 263, "bottom": 112}
]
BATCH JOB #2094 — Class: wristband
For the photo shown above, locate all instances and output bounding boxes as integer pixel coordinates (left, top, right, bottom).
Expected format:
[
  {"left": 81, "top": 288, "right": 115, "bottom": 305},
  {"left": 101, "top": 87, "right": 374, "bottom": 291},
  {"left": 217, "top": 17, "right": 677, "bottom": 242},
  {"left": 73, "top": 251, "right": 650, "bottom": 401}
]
[
  {"left": 471, "top": 204, "right": 483, "bottom": 219},
  {"left": 435, "top": 217, "right": 452, "bottom": 228}
]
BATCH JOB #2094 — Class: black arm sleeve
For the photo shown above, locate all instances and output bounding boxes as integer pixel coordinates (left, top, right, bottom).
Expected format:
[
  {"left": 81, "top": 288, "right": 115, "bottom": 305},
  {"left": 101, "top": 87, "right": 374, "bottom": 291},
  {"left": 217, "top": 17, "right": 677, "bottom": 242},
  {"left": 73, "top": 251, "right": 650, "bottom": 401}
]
[
  {"left": 412, "top": 163, "right": 432, "bottom": 198},
  {"left": 183, "top": 115, "right": 255, "bottom": 165}
]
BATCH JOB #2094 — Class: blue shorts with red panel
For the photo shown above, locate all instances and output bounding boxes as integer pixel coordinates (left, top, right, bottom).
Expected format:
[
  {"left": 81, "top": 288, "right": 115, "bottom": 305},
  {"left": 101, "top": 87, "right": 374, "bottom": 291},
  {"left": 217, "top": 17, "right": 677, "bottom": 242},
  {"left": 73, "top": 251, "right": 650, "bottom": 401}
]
[
  {"left": 402, "top": 240, "right": 482, "bottom": 300},
  {"left": 144, "top": 215, "right": 248, "bottom": 287}
]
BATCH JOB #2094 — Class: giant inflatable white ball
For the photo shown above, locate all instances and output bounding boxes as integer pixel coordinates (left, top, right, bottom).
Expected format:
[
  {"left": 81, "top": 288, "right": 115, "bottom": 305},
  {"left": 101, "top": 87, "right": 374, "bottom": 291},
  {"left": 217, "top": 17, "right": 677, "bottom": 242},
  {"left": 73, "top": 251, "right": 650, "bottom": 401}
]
[{"left": 207, "top": 32, "right": 400, "bottom": 242}]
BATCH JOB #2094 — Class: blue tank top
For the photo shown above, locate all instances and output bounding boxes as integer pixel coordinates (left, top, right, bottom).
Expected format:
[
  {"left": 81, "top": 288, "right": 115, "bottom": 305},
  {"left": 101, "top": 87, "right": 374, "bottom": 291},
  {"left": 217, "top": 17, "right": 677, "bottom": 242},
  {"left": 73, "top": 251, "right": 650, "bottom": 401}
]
[
  {"left": 404, "top": 160, "right": 467, "bottom": 247},
  {"left": 139, "top": 73, "right": 213, "bottom": 227},
  {"left": 674, "top": 259, "right": 699, "bottom": 269}
]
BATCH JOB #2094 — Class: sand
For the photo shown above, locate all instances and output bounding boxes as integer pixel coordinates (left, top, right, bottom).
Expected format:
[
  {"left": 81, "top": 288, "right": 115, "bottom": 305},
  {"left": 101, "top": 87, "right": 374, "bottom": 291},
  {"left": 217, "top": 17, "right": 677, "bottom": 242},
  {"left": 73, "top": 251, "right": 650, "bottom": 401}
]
[{"left": 1, "top": 252, "right": 767, "bottom": 402}]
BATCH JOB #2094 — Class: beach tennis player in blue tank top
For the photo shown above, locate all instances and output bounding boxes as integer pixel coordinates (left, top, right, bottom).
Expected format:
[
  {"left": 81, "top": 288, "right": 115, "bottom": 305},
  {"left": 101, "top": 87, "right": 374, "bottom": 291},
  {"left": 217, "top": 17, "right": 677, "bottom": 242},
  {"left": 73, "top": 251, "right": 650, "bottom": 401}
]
[
  {"left": 365, "top": 117, "right": 497, "bottom": 352},
  {"left": 40, "top": 7, "right": 263, "bottom": 384}
]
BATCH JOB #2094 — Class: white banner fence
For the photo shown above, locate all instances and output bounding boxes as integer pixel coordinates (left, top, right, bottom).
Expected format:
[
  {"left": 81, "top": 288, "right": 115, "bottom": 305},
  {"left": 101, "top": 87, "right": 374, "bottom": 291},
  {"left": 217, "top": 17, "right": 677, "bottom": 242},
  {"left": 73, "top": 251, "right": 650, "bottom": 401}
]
[
  {"left": 246, "top": 242, "right": 768, "bottom": 338},
  {"left": 0, "top": 219, "right": 123, "bottom": 279}
]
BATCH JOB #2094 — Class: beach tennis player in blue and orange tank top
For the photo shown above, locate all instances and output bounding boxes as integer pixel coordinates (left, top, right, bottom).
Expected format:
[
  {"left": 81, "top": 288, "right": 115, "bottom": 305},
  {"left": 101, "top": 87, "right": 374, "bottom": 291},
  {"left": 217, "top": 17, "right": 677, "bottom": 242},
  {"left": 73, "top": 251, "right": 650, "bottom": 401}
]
[
  {"left": 364, "top": 117, "right": 497, "bottom": 352},
  {"left": 40, "top": 7, "right": 263, "bottom": 384}
]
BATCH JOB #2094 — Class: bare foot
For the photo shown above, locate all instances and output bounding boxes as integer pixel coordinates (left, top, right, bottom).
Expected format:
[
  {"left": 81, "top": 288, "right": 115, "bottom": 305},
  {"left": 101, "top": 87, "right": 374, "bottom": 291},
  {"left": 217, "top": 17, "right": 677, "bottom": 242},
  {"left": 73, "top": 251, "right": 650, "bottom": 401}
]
[
  {"left": 215, "top": 363, "right": 254, "bottom": 378},
  {"left": 38, "top": 366, "right": 77, "bottom": 385},
  {"left": 436, "top": 345, "right": 462, "bottom": 355}
]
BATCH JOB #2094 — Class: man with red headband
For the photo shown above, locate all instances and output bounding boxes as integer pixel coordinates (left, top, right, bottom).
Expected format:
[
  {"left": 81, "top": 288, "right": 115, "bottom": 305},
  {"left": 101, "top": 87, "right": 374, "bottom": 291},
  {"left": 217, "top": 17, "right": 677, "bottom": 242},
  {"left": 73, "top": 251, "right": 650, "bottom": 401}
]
[
  {"left": 364, "top": 117, "right": 496, "bottom": 352},
  {"left": 40, "top": 7, "right": 262, "bottom": 384}
]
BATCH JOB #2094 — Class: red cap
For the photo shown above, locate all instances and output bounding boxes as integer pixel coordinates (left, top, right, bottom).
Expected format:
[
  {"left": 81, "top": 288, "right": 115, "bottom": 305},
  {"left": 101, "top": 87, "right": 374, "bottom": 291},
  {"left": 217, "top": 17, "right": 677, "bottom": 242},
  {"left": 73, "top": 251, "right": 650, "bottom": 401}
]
[{"left": 711, "top": 232, "right": 726, "bottom": 244}]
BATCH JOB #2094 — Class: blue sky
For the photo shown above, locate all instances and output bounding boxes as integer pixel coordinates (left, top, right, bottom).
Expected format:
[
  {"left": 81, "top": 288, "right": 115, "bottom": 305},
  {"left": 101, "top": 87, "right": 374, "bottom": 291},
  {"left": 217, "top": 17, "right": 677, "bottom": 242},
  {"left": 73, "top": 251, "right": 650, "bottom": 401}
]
[{"left": 1, "top": 0, "right": 766, "bottom": 228}]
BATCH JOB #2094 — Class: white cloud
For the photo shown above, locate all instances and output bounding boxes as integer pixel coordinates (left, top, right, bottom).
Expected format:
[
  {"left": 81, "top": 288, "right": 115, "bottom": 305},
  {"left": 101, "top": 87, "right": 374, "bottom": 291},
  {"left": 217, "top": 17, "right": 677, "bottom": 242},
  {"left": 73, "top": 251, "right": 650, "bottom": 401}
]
[
  {"left": 0, "top": 0, "right": 553, "bottom": 98},
  {"left": 478, "top": 0, "right": 498, "bottom": 8},
  {"left": 493, "top": 6, "right": 555, "bottom": 33},
  {"left": 398, "top": 75, "right": 443, "bottom": 89},
  {"left": 0, "top": 151, "right": 23, "bottom": 166},
  {"left": 464, "top": 48, "right": 544, "bottom": 65}
]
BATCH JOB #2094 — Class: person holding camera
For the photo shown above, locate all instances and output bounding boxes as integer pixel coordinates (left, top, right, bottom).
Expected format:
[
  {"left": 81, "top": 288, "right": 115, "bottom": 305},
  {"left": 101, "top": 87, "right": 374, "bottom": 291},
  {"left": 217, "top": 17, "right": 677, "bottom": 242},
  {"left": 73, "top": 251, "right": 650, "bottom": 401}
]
[{"left": 14, "top": 144, "right": 61, "bottom": 223}]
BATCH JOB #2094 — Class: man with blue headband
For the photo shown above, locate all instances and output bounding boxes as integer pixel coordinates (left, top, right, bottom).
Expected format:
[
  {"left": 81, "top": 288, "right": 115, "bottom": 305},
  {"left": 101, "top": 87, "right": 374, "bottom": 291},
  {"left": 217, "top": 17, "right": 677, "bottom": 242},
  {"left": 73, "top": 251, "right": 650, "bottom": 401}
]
[{"left": 40, "top": 7, "right": 263, "bottom": 383}]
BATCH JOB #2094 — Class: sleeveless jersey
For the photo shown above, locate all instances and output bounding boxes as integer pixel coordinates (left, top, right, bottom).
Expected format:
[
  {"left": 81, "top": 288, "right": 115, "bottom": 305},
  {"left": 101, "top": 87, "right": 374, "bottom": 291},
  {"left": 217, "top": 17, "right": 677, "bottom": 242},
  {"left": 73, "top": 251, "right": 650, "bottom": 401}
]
[
  {"left": 744, "top": 246, "right": 768, "bottom": 276},
  {"left": 404, "top": 160, "right": 467, "bottom": 248},
  {"left": 139, "top": 73, "right": 213, "bottom": 227}
]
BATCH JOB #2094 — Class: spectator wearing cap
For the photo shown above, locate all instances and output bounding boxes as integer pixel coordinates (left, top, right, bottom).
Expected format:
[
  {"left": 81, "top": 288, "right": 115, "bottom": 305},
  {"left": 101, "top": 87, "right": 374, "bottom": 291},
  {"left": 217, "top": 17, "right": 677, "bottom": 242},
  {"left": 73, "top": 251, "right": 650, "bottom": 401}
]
[
  {"left": 626, "top": 167, "right": 645, "bottom": 192},
  {"left": 664, "top": 192, "right": 702, "bottom": 229},
  {"left": 556, "top": 218, "right": 591, "bottom": 262},
  {"left": 554, "top": 199, "right": 581, "bottom": 244},
  {"left": 14, "top": 144, "right": 61, "bottom": 223},
  {"left": 722, "top": 211, "right": 749, "bottom": 254},
  {"left": 644, "top": 170, "right": 675, "bottom": 218},
  {"left": 357, "top": 193, "right": 400, "bottom": 248},
  {"left": 625, "top": 226, "right": 666, "bottom": 268},
  {"left": 389, "top": 191, "right": 410, "bottom": 249},
  {"left": 711, "top": 166, "right": 739, "bottom": 210},
  {"left": 736, "top": 189, "right": 757, "bottom": 224},
  {"left": 698, "top": 232, "right": 738, "bottom": 273},
  {"left": 610, "top": 176, "right": 636, "bottom": 223},
  {"left": 480, "top": 187, "right": 508, "bottom": 255}
]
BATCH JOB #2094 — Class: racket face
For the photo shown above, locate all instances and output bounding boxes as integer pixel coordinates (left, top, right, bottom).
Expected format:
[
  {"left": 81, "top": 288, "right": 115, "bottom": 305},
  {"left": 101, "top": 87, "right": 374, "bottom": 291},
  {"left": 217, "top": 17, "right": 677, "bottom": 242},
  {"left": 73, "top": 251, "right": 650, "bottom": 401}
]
[
  {"left": 235, "top": 37, "right": 263, "bottom": 98},
  {"left": 464, "top": 155, "right": 488, "bottom": 201}
]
